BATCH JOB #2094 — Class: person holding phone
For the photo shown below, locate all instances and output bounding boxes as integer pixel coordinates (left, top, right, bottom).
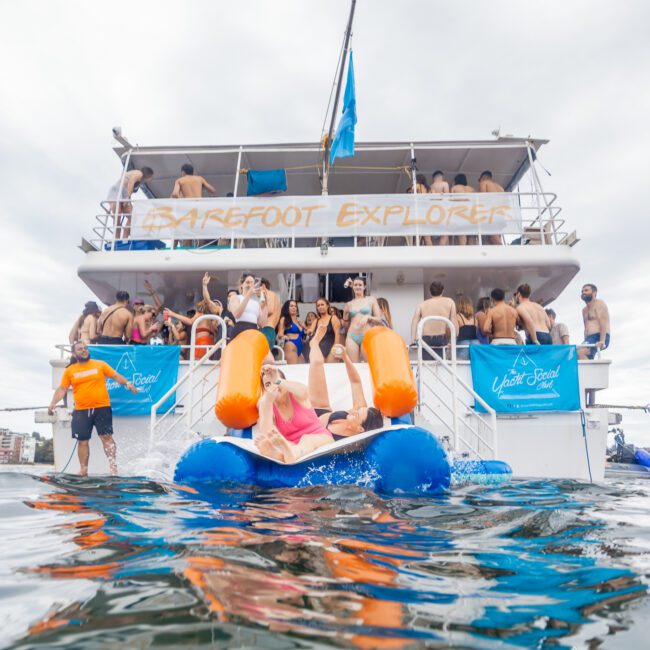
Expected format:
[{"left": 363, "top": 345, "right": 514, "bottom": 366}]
[{"left": 227, "top": 272, "right": 268, "bottom": 342}]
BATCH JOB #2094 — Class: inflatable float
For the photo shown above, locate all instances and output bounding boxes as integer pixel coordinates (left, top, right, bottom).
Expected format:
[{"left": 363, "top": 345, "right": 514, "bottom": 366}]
[{"left": 175, "top": 327, "right": 512, "bottom": 494}]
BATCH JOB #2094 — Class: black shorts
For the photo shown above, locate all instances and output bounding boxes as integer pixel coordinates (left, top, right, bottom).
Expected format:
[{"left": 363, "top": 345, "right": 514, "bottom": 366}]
[
  {"left": 71, "top": 407, "right": 114, "bottom": 441},
  {"left": 423, "top": 335, "right": 448, "bottom": 360},
  {"left": 97, "top": 336, "right": 124, "bottom": 345}
]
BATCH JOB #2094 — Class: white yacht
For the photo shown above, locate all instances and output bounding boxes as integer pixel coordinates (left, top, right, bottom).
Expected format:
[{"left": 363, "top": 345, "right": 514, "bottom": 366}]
[{"left": 40, "top": 134, "right": 611, "bottom": 482}]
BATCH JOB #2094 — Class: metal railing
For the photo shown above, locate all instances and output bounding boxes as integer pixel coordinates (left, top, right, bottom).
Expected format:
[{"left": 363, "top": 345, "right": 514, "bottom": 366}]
[
  {"left": 148, "top": 315, "right": 226, "bottom": 452},
  {"left": 87, "top": 192, "right": 567, "bottom": 252},
  {"left": 415, "top": 316, "right": 498, "bottom": 460}
]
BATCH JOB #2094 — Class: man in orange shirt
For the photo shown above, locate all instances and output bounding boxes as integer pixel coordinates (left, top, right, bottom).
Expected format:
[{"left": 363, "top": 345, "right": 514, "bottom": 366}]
[{"left": 48, "top": 341, "right": 137, "bottom": 476}]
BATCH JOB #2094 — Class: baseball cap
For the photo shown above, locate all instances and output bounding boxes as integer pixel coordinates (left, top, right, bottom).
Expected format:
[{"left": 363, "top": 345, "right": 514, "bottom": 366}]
[{"left": 133, "top": 298, "right": 144, "bottom": 305}]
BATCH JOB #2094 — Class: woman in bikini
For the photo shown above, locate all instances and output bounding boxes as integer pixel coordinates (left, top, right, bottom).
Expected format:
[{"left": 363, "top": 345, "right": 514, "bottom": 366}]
[
  {"left": 131, "top": 304, "right": 162, "bottom": 344},
  {"left": 69, "top": 301, "right": 101, "bottom": 345},
  {"left": 278, "top": 300, "right": 306, "bottom": 364},
  {"left": 255, "top": 365, "right": 333, "bottom": 463},
  {"left": 306, "top": 297, "right": 342, "bottom": 363},
  {"left": 342, "top": 277, "right": 383, "bottom": 361},
  {"left": 307, "top": 324, "right": 384, "bottom": 438}
]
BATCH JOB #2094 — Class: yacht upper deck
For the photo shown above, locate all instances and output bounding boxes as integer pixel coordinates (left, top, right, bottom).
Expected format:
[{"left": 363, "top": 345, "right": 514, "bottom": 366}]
[{"left": 79, "top": 136, "right": 579, "bottom": 310}]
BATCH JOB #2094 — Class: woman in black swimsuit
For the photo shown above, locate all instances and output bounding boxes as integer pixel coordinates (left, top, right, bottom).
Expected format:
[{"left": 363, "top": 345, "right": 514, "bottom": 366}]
[
  {"left": 307, "top": 324, "right": 384, "bottom": 439},
  {"left": 306, "top": 297, "right": 342, "bottom": 362}
]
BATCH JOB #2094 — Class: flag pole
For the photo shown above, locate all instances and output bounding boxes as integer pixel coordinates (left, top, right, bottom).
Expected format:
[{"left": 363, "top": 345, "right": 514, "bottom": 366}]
[{"left": 322, "top": 0, "right": 357, "bottom": 196}]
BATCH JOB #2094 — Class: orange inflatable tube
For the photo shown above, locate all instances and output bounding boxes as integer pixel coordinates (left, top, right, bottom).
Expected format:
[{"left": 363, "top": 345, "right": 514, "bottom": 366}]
[
  {"left": 215, "top": 329, "right": 269, "bottom": 428},
  {"left": 362, "top": 326, "right": 418, "bottom": 418}
]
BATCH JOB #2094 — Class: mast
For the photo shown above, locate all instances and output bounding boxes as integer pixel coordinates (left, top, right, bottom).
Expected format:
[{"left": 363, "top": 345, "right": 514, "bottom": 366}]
[{"left": 322, "top": 0, "right": 357, "bottom": 196}]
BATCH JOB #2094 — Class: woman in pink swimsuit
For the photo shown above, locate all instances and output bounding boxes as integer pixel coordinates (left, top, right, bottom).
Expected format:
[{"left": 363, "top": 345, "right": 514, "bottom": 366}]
[{"left": 255, "top": 365, "right": 333, "bottom": 463}]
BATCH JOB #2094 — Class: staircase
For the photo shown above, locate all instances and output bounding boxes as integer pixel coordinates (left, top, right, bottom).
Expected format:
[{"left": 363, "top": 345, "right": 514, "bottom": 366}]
[{"left": 415, "top": 317, "right": 498, "bottom": 460}]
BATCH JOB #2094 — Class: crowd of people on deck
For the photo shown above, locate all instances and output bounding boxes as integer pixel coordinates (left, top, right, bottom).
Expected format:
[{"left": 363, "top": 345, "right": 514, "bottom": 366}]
[
  {"left": 106, "top": 165, "right": 511, "bottom": 246},
  {"left": 64, "top": 277, "right": 610, "bottom": 469},
  {"left": 70, "top": 275, "right": 610, "bottom": 364}
]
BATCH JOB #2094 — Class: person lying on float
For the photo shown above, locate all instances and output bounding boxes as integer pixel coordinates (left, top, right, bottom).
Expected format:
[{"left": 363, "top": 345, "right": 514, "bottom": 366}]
[{"left": 254, "top": 365, "right": 333, "bottom": 463}]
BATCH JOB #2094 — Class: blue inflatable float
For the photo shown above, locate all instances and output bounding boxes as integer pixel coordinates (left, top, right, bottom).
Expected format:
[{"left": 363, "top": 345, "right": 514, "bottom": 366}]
[{"left": 174, "top": 425, "right": 512, "bottom": 494}]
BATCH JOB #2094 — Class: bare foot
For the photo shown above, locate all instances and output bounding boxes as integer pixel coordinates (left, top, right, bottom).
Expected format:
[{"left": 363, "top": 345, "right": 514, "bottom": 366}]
[
  {"left": 255, "top": 432, "right": 276, "bottom": 458},
  {"left": 267, "top": 429, "right": 300, "bottom": 463}
]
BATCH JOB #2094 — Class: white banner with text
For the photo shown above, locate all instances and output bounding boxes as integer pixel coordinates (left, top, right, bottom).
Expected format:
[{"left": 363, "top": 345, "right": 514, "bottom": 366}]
[{"left": 130, "top": 193, "right": 522, "bottom": 240}]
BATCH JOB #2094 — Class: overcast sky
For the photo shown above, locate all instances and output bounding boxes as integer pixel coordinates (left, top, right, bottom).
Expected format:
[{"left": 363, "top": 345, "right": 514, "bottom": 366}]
[{"left": 0, "top": 0, "right": 648, "bottom": 442}]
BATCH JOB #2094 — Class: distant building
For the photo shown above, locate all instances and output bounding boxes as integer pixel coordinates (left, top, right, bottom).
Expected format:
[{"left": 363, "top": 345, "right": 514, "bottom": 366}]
[{"left": 0, "top": 429, "right": 36, "bottom": 464}]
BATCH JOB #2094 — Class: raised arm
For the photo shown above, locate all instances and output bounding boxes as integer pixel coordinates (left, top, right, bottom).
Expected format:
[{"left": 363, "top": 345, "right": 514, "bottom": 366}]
[
  {"left": 164, "top": 308, "right": 195, "bottom": 328},
  {"left": 144, "top": 280, "right": 163, "bottom": 315},
  {"left": 276, "top": 377, "right": 309, "bottom": 403},
  {"left": 342, "top": 349, "right": 367, "bottom": 408},
  {"left": 202, "top": 273, "right": 222, "bottom": 315}
]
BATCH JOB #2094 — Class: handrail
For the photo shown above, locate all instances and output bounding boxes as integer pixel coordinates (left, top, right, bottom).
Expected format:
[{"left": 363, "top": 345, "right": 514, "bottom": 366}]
[
  {"left": 148, "top": 315, "right": 227, "bottom": 452},
  {"left": 415, "top": 315, "right": 498, "bottom": 458}
]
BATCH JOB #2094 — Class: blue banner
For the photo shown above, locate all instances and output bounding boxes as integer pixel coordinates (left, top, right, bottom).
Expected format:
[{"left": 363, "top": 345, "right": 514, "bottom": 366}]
[
  {"left": 469, "top": 345, "right": 580, "bottom": 413},
  {"left": 90, "top": 345, "right": 181, "bottom": 415}
]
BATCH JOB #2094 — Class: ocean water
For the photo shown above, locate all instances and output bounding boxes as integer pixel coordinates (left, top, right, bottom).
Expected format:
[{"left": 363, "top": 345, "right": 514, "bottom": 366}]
[{"left": 1, "top": 470, "right": 649, "bottom": 649}]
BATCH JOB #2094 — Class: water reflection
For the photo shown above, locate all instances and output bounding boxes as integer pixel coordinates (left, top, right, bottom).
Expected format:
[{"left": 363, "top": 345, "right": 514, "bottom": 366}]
[{"left": 4, "top": 475, "right": 647, "bottom": 649}]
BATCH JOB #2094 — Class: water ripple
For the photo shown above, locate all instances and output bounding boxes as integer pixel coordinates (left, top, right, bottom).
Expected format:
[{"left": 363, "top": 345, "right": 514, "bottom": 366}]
[{"left": 0, "top": 471, "right": 648, "bottom": 649}]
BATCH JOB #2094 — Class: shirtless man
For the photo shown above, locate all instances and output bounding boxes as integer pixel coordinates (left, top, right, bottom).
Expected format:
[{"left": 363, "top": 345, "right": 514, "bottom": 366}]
[
  {"left": 578, "top": 284, "right": 610, "bottom": 360},
  {"left": 171, "top": 164, "right": 217, "bottom": 199},
  {"left": 478, "top": 170, "right": 505, "bottom": 245},
  {"left": 260, "top": 278, "right": 281, "bottom": 352},
  {"left": 430, "top": 170, "right": 450, "bottom": 194},
  {"left": 422, "top": 171, "right": 450, "bottom": 246},
  {"left": 97, "top": 291, "right": 133, "bottom": 344},
  {"left": 514, "top": 283, "right": 552, "bottom": 345},
  {"left": 172, "top": 164, "right": 217, "bottom": 247},
  {"left": 410, "top": 281, "right": 458, "bottom": 359},
  {"left": 483, "top": 288, "right": 518, "bottom": 344},
  {"left": 450, "top": 173, "right": 475, "bottom": 246}
]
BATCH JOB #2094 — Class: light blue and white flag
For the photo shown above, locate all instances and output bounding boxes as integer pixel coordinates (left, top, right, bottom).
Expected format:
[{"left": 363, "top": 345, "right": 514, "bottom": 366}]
[{"left": 329, "top": 51, "right": 357, "bottom": 164}]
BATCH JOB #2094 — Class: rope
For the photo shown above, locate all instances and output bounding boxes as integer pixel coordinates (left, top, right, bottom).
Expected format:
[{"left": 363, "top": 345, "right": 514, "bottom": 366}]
[
  {"left": 239, "top": 164, "right": 409, "bottom": 174},
  {"left": 580, "top": 410, "right": 593, "bottom": 483},
  {"left": 60, "top": 440, "right": 78, "bottom": 474},
  {"left": 0, "top": 406, "right": 48, "bottom": 412}
]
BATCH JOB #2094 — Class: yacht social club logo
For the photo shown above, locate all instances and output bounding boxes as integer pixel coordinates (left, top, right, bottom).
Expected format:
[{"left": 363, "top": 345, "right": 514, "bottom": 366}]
[
  {"left": 470, "top": 345, "right": 580, "bottom": 413},
  {"left": 491, "top": 349, "right": 560, "bottom": 401},
  {"left": 92, "top": 345, "right": 180, "bottom": 415}
]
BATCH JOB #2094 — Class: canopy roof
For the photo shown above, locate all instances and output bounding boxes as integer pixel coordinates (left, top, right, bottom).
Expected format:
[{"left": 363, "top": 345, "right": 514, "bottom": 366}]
[{"left": 114, "top": 137, "right": 548, "bottom": 199}]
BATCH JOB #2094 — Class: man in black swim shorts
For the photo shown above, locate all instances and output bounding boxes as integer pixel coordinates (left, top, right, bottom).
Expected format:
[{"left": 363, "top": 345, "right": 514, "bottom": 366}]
[{"left": 48, "top": 341, "right": 137, "bottom": 476}]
